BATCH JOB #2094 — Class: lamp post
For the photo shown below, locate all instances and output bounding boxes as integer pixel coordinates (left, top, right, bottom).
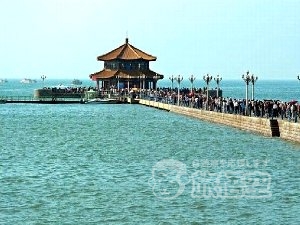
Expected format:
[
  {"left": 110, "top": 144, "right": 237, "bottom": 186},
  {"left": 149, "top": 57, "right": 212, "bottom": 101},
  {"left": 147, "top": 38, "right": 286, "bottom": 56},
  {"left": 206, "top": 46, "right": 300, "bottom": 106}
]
[
  {"left": 203, "top": 74, "right": 213, "bottom": 110},
  {"left": 41, "top": 75, "right": 46, "bottom": 87},
  {"left": 214, "top": 75, "right": 222, "bottom": 98},
  {"left": 189, "top": 75, "right": 196, "bottom": 94},
  {"left": 175, "top": 75, "right": 183, "bottom": 106},
  {"left": 169, "top": 75, "right": 175, "bottom": 91},
  {"left": 250, "top": 74, "right": 258, "bottom": 100},
  {"left": 242, "top": 71, "right": 251, "bottom": 116}
]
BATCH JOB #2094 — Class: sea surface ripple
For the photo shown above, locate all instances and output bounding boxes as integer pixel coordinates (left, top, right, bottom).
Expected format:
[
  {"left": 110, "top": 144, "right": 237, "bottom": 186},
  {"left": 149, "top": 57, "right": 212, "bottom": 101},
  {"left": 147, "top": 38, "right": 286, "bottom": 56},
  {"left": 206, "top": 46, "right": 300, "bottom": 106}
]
[{"left": 0, "top": 103, "right": 299, "bottom": 224}]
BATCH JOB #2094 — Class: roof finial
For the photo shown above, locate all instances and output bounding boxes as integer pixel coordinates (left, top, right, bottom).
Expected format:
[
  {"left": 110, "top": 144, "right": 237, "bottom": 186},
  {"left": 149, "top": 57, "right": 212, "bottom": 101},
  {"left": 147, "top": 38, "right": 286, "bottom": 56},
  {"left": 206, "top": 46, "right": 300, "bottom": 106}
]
[{"left": 125, "top": 31, "right": 128, "bottom": 44}]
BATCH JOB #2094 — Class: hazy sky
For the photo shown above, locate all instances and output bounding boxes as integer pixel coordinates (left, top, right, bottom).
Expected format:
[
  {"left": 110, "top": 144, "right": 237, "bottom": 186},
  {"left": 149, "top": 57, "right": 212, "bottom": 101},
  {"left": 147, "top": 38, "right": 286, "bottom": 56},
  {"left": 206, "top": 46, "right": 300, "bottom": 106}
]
[{"left": 0, "top": 0, "right": 299, "bottom": 80}]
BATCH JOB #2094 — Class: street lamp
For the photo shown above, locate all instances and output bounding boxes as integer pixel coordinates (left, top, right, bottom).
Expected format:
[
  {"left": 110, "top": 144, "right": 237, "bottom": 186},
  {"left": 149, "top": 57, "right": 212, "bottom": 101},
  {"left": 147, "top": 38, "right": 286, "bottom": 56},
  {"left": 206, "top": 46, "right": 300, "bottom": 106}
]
[
  {"left": 169, "top": 75, "right": 175, "bottom": 90},
  {"left": 203, "top": 74, "right": 213, "bottom": 110},
  {"left": 214, "top": 75, "right": 222, "bottom": 98},
  {"left": 189, "top": 75, "right": 196, "bottom": 93},
  {"left": 250, "top": 74, "right": 258, "bottom": 100},
  {"left": 41, "top": 75, "right": 46, "bottom": 87},
  {"left": 242, "top": 71, "right": 251, "bottom": 116},
  {"left": 175, "top": 75, "right": 183, "bottom": 106}
]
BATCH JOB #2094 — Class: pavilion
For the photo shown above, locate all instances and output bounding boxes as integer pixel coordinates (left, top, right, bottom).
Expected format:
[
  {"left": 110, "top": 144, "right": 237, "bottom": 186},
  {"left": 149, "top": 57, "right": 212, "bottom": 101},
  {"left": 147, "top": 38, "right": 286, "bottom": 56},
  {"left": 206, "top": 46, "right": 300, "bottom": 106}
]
[{"left": 89, "top": 38, "right": 163, "bottom": 90}]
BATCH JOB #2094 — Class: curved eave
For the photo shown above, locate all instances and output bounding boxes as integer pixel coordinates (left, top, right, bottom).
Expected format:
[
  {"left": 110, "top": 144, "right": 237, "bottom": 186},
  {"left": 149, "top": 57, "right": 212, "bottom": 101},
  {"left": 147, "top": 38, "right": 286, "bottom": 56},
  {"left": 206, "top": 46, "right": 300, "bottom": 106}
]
[
  {"left": 97, "top": 56, "right": 157, "bottom": 61},
  {"left": 96, "top": 41, "right": 157, "bottom": 61},
  {"left": 90, "top": 69, "right": 163, "bottom": 80}
]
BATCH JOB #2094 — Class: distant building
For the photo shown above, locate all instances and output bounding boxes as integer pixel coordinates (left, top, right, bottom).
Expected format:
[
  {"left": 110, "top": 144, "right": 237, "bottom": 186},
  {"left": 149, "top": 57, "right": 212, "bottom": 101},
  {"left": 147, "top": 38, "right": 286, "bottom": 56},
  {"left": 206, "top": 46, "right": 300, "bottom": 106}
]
[{"left": 90, "top": 38, "right": 163, "bottom": 90}]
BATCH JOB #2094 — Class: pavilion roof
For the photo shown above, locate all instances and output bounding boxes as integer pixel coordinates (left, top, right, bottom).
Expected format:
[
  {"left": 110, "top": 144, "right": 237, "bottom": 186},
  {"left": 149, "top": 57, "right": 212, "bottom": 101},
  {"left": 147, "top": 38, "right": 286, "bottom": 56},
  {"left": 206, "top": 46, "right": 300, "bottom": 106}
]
[
  {"left": 89, "top": 69, "right": 163, "bottom": 80},
  {"left": 97, "top": 38, "right": 157, "bottom": 61}
]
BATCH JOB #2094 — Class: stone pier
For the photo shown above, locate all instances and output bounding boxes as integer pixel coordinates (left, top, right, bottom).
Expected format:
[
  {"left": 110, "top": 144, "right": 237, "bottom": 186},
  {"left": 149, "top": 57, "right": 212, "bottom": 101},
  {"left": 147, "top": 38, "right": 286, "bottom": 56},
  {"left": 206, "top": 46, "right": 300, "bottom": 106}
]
[{"left": 139, "top": 99, "right": 300, "bottom": 144}]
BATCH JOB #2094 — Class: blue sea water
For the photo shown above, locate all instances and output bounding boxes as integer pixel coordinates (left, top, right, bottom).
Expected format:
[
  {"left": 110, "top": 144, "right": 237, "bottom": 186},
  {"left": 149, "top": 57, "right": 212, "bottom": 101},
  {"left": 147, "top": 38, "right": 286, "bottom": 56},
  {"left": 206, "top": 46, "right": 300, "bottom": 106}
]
[{"left": 0, "top": 79, "right": 300, "bottom": 224}]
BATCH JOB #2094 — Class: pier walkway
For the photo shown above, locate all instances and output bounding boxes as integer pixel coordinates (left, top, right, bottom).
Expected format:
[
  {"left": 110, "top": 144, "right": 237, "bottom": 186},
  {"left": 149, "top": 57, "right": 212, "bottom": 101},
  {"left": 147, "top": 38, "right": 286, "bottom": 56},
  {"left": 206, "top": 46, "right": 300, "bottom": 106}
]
[
  {"left": 0, "top": 96, "right": 83, "bottom": 104},
  {"left": 0, "top": 95, "right": 135, "bottom": 104},
  {"left": 139, "top": 99, "right": 300, "bottom": 144}
]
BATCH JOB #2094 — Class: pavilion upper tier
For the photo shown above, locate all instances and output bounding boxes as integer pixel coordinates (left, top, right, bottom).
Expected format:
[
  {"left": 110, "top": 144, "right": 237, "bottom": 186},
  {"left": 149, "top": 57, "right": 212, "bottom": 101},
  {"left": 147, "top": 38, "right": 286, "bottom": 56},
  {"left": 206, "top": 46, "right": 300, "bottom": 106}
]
[
  {"left": 89, "top": 38, "right": 163, "bottom": 89},
  {"left": 97, "top": 37, "right": 157, "bottom": 61}
]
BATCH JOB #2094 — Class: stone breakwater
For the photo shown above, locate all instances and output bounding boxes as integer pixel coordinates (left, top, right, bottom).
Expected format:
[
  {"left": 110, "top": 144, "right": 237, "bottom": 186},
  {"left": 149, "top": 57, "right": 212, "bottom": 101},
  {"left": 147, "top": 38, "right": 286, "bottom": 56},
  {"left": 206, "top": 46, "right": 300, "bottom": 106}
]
[{"left": 139, "top": 99, "right": 300, "bottom": 144}]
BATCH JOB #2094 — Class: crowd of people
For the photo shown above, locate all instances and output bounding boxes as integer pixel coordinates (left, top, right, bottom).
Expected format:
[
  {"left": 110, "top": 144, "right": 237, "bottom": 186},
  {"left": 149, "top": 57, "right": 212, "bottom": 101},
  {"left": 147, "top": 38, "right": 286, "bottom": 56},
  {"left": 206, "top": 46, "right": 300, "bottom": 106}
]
[
  {"left": 43, "top": 85, "right": 96, "bottom": 94},
  {"left": 138, "top": 87, "right": 299, "bottom": 123}
]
